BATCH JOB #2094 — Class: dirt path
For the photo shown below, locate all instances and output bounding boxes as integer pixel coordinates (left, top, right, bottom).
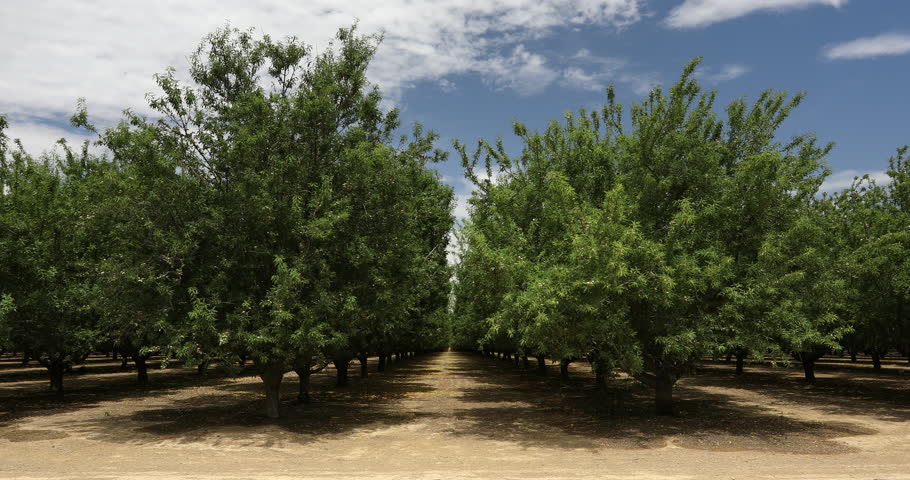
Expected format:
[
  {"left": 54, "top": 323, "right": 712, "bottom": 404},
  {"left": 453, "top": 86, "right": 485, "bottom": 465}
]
[{"left": 1, "top": 351, "right": 909, "bottom": 479}]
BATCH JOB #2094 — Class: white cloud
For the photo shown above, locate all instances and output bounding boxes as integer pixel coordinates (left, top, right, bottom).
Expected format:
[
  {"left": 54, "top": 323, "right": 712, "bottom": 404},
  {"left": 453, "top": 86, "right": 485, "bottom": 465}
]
[
  {"left": 0, "top": 0, "right": 642, "bottom": 145},
  {"left": 696, "top": 63, "right": 750, "bottom": 83},
  {"left": 560, "top": 52, "right": 656, "bottom": 96},
  {"left": 664, "top": 0, "right": 846, "bottom": 29},
  {"left": 462, "top": 170, "right": 500, "bottom": 192},
  {"left": 480, "top": 45, "right": 559, "bottom": 96},
  {"left": 452, "top": 193, "right": 471, "bottom": 227},
  {"left": 447, "top": 194, "right": 472, "bottom": 265},
  {"left": 823, "top": 33, "right": 910, "bottom": 60},
  {"left": 446, "top": 225, "right": 467, "bottom": 266},
  {"left": 619, "top": 72, "right": 660, "bottom": 95},
  {"left": 574, "top": 48, "right": 593, "bottom": 59},
  {"left": 563, "top": 67, "right": 607, "bottom": 92},
  {"left": 819, "top": 169, "right": 891, "bottom": 194},
  {"left": 3, "top": 118, "right": 101, "bottom": 157},
  {"left": 437, "top": 78, "right": 457, "bottom": 93}
]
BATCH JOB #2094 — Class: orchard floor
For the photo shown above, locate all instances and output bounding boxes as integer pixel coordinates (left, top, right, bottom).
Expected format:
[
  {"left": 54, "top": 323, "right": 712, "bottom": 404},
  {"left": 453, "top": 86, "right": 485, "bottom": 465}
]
[{"left": 1, "top": 351, "right": 909, "bottom": 479}]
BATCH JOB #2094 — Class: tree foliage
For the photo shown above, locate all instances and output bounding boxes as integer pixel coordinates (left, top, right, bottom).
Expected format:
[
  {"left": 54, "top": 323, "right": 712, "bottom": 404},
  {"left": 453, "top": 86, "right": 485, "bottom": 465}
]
[
  {"left": 451, "top": 58, "right": 876, "bottom": 413},
  {"left": 0, "top": 26, "right": 453, "bottom": 417}
]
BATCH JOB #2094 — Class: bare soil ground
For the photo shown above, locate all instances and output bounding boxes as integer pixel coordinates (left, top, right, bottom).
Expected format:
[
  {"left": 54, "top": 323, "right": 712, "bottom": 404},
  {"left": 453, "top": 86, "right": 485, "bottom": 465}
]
[{"left": 1, "top": 351, "right": 909, "bottom": 479}]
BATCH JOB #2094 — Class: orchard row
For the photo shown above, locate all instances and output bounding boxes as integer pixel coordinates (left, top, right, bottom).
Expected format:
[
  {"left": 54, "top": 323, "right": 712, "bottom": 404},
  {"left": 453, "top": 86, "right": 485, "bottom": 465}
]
[{"left": 2, "top": 27, "right": 908, "bottom": 418}]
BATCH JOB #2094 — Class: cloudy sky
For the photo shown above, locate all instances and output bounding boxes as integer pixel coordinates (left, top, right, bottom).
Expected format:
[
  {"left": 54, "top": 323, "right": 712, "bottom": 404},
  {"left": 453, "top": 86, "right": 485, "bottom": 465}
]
[{"left": 2, "top": 0, "right": 909, "bottom": 225}]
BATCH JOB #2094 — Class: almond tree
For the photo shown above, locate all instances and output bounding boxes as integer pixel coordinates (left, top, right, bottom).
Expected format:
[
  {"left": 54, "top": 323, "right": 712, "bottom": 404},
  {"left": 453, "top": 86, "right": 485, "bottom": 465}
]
[
  {"left": 454, "top": 59, "right": 835, "bottom": 412},
  {"left": 92, "top": 113, "right": 213, "bottom": 383},
  {"left": 131, "top": 25, "right": 451, "bottom": 418},
  {"left": 0, "top": 119, "right": 109, "bottom": 393},
  {"left": 834, "top": 150, "right": 910, "bottom": 369}
]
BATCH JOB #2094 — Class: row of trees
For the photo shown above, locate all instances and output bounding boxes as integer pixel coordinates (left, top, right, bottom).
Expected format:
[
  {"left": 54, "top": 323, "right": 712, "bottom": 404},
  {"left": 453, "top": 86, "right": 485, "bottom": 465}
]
[
  {"left": 450, "top": 59, "right": 910, "bottom": 414},
  {"left": 0, "top": 27, "right": 453, "bottom": 418},
  {"left": 2, "top": 26, "right": 906, "bottom": 419}
]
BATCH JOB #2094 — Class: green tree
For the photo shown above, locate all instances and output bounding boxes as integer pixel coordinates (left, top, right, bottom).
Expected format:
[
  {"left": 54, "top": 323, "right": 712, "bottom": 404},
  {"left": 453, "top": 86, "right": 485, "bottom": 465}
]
[
  {"left": 91, "top": 113, "right": 214, "bottom": 383},
  {"left": 0, "top": 120, "right": 109, "bottom": 393},
  {"left": 454, "top": 59, "right": 835, "bottom": 412},
  {"left": 834, "top": 149, "right": 910, "bottom": 369},
  {"left": 884, "top": 147, "right": 910, "bottom": 361},
  {"left": 128, "top": 25, "right": 451, "bottom": 418}
]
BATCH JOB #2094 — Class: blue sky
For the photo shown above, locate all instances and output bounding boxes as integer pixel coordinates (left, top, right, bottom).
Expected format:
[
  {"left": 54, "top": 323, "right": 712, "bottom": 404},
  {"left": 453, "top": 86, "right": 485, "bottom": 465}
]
[{"left": 2, "top": 0, "right": 909, "bottom": 223}]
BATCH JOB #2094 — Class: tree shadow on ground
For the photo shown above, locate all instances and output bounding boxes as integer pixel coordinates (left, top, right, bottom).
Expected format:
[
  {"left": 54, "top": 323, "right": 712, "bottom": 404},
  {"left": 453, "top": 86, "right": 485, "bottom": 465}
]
[
  {"left": 0, "top": 362, "right": 245, "bottom": 429},
  {"left": 691, "top": 363, "right": 910, "bottom": 423},
  {"left": 446, "top": 354, "right": 877, "bottom": 453},
  {"left": 2, "top": 354, "right": 441, "bottom": 447}
]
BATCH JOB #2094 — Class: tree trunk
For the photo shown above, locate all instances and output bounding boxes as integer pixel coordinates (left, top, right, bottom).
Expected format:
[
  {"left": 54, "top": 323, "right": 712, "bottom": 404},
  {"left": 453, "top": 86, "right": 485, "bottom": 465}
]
[
  {"left": 801, "top": 354, "right": 816, "bottom": 383},
  {"left": 260, "top": 369, "right": 284, "bottom": 419},
  {"left": 871, "top": 352, "right": 882, "bottom": 371},
  {"left": 522, "top": 355, "right": 530, "bottom": 369},
  {"left": 334, "top": 358, "right": 350, "bottom": 387},
  {"left": 120, "top": 356, "right": 129, "bottom": 370},
  {"left": 724, "top": 351, "right": 733, "bottom": 363},
  {"left": 111, "top": 351, "right": 118, "bottom": 361},
  {"left": 655, "top": 375, "right": 674, "bottom": 415},
  {"left": 595, "top": 369, "right": 605, "bottom": 388},
  {"left": 377, "top": 354, "right": 386, "bottom": 372},
  {"left": 48, "top": 362, "right": 65, "bottom": 395},
  {"left": 536, "top": 355, "right": 546, "bottom": 375},
  {"left": 559, "top": 359, "right": 570, "bottom": 381},
  {"left": 850, "top": 350, "right": 857, "bottom": 362},
  {"left": 358, "top": 354, "right": 368, "bottom": 378},
  {"left": 197, "top": 360, "right": 209, "bottom": 376},
  {"left": 735, "top": 352, "right": 745, "bottom": 375},
  {"left": 294, "top": 369, "right": 311, "bottom": 404},
  {"left": 134, "top": 354, "right": 148, "bottom": 383}
]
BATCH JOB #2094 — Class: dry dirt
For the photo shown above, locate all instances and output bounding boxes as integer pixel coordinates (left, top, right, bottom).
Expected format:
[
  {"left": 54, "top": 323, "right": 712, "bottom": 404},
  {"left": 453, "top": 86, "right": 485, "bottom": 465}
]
[{"left": 1, "top": 351, "right": 909, "bottom": 479}]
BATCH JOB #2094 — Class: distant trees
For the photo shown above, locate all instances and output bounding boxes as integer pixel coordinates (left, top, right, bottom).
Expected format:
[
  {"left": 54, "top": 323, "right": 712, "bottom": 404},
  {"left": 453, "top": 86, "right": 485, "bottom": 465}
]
[
  {"left": 451, "top": 58, "right": 908, "bottom": 413},
  {"left": 834, "top": 149, "right": 910, "bottom": 368}
]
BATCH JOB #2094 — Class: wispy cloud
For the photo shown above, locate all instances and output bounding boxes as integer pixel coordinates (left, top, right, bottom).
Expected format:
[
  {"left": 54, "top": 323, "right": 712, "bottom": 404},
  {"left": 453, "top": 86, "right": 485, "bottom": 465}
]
[
  {"left": 664, "top": 0, "right": 846, "bottom": 29},
  {"left": 437, "top": 78, "right": 457, "bottom": 93},
  {"left": 481, "top": 45, "right": 560, "bottom": 96},
  {"left": 563, "top": 66, "right": 605, "bottom": 91},
  {"left": 823, "top": 32, "right": 910, "bottom": 60},
  {"left": 3, "top": 117, "right": 100, "bottom": 157},
  {"left": 696, "top": 63, "right": 750, "bottom": 83},
  {"left": 560, "top": 50, "right": 657, "bottom": 95},
  {"left": 819, "top": 169, "right": 891, "bottom": 194}
]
